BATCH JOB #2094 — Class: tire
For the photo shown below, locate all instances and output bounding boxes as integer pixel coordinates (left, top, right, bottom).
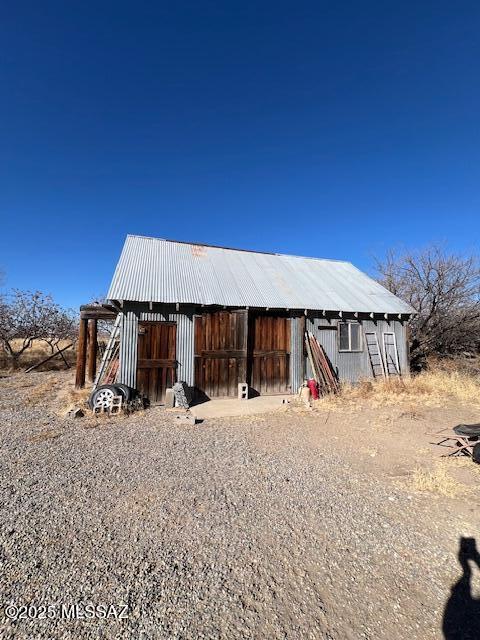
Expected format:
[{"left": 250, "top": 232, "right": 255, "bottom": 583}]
[
  {"left": 113, "top": 384, "right": 134, "bottom": 404},
  {"left": 88, "top": 384, "right": 120, "bottom": 410},
  {"left": 473, "top": 443, "right": 480, "bottom": 464}
]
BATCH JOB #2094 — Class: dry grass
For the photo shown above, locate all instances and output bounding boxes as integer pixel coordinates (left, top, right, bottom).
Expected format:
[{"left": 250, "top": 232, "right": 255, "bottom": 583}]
[
  {"left": 50, "top": 374, "right": 91, "bottom": 415},
  {"left": 411, "top": 463, "right": 463, "bottom": 497},
  {"left": 315, "top": 367, "right": 480, "bottom": 410},
  {"left": 28, "top": 430, "right": 63, "bottom": 443},
  {"left": 24, "top": 377, "right": 60, "bottom": 405},
  {"left": 0, "top": 339, "right": 76, "bottom": 372}
]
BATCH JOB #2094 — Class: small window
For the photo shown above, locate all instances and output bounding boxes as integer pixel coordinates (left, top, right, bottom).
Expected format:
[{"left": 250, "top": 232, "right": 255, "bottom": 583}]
[{"left": 338, "top": 321, "right": 362, "bottom": 352}]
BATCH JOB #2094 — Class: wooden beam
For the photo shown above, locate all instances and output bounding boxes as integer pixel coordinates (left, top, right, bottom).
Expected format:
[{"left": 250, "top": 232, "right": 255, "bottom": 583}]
[
  {"left": 79, "top": 303, "right": 117, "bottom": 321},
  {"left": 87, "top": 319, "right": 98, "bottom": 383},
  {"left": 75, "top": 318, "right": 88, "bottom": 388},
  {"left": 25, "top": 343, "right": 73, "bottom": 373}
]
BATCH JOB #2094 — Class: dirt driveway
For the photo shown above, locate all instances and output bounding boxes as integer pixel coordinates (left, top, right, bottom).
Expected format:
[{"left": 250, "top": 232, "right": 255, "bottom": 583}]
[{"left": 1, "top": 371, "right": 480, "bottom": 639}]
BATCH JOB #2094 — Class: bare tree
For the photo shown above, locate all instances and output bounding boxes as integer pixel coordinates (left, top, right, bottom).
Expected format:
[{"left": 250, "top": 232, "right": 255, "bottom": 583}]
[
  {"left": 376, "top": 246, "right": 480, "bottom": 368},
  {"left": 0, "top": 290, "right": 72, "bottom": 362},
  {"left": 41, "top": 307, "right": 78, "bottom": 353}
]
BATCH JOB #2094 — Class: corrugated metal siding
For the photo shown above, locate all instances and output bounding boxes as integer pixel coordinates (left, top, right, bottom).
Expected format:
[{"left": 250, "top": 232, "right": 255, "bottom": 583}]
[
  {"left": 118, "top": 311, "right": 138, "bottom": 388},
  {"left": 370, "top": 319, "right": 409, "bottom": 376},
  {"left": 118, "top": 303, "right": 410, "bottom": 391},
  {"left": 117, "top": 304, "right": 195, "bottom": 390},
  {"left": 306, "top": 316, "right": 341, "bottom": 379},
  {"left": 107, "top": 235, "right": 415, "bottom": 314},
  {"left": 171, "top": 312, "right": 194, "bottom": 386},
  {"left": 306, "top": 316, "right": 409, "bottom": 383},
  {"left": 290, "top": 317, "right": 304, "bottom": 393}
]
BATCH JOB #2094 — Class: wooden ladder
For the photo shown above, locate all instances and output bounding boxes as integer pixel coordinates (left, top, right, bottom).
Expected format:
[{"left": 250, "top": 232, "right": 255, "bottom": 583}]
[
  {"left": 382, "top": 331, "right": 400, "bottom": 377},
  {"left": 93, "top": 314, "right": 121, "bottom": 390},
  {"left": 364, "top": 331, "right": 386, "bottom": 378}
]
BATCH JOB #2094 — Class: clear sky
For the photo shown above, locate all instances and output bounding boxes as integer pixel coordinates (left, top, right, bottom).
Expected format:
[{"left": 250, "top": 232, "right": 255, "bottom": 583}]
[{"left": 0, "top": 1, "right": 479, "bottom": 308}]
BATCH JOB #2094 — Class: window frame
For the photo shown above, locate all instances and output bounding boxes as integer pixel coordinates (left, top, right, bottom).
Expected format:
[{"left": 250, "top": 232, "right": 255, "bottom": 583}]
[{"left": 337, "top": 320, "right": 363, "bottom": 353}]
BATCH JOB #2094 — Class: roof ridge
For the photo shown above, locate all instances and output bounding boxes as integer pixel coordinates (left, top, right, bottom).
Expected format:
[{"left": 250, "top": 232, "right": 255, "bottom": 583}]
[{"left": 125, "top": 234, "right": 352, "bottom": 265}]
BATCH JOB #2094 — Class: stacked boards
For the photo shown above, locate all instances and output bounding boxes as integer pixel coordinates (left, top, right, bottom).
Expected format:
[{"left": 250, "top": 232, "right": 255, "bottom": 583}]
[{"left": 304, "top": 331, "right": 340, "bottom": 395}]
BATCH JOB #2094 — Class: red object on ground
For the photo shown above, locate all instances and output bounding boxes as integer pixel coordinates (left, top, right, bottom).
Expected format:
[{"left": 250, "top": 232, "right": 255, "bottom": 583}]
[{"left": 307, "top": 379, "right": 319, "bottom": 400}]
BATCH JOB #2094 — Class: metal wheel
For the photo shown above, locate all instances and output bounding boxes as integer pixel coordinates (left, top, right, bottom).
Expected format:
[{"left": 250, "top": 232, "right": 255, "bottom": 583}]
[{"left": 88, "top": 384, "right": 119, "bottom": 410}]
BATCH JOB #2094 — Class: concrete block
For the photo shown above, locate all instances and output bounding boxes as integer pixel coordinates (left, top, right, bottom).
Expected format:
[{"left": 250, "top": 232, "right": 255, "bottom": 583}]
[
  {"left": 165, "top": 388, "right": 175, "bottom": 408},
  {"left": 238, "top": 383, "right": 248, "bottom": 400},
  {"left": 94, "top": 406, "right": 106, "bottom": 415},
  {"left": 109, "top": 395, "right": 123, "bottom": 415},
  {"left": 67, "top": 407, "right": 84, "bottom": 418}
]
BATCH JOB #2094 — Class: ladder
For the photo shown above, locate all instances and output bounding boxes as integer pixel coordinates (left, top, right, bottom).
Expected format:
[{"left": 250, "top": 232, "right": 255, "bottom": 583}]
[
  {"left": 93, "top": 314, "right": 121, "bottom": 390},
  {"left": 382, "top": 332, "right": 400, "bottom": 377},
  {"left": 364, "top": 331, "right": 386, "bottom": 378}
]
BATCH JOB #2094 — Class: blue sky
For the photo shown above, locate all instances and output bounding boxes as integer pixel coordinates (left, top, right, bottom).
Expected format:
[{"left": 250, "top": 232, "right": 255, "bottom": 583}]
[{"left": 0, "top": 1, "right": 479, "bottom": 308}]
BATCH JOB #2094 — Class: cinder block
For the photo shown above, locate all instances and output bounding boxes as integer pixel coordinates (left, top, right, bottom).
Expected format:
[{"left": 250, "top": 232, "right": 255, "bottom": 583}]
[
  {"left": 165, "top": 388, "right": 175, "bottom": 408},
  {"left": 94, "top": 406, "right": 106, "bottom": 415},
  {"left": 109, "top": 395, "right": 123, "bottom": 415},
  {"left": 238, "top": 383, "right": 248, "bottom": 400}
]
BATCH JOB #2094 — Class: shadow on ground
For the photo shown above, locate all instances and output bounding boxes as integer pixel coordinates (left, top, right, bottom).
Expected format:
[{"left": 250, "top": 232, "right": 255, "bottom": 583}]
[{"left": 443, "top": 537, "right": 480, "bottom": 639}]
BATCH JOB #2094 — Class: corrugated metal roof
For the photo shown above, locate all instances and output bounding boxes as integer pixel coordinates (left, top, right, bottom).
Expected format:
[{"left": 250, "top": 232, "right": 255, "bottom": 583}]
[{"left": 107, "top": 235, "right": 415, "bottom": 314}]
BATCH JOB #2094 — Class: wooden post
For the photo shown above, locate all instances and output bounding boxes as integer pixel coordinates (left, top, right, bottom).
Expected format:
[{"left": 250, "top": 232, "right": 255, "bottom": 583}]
[
  {"left": 87, "top": 319, "right": 98, "bottom": 383},
  {"left": 299, "top": 314, "right": 306, "bottom": 381},
  {"left": 75, "top": 318, "right": 88, "bottom": 388}
]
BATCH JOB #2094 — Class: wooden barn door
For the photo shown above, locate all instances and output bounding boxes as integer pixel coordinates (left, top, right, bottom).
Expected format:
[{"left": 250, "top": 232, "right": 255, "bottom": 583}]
[
  {"left": 137, "top": 321, "right": 177, "bottom": 404},
  {"left": 250, "top": 315, "right": 291, "bottom": 394},
  {"left": 194, "top": 310, "right": 247, "bottom": 397}
]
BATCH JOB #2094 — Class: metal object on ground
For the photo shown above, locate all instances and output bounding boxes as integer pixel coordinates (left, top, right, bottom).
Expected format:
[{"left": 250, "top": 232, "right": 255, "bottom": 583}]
[
  {"left": 431, "top": 427, "right": 480, "bottom": 458},
  {"left": 453, "top": 424, "right": 480, "bottom": 437},
  {"left": 173, "top": 381, "right": 192, "bottom": 409}
]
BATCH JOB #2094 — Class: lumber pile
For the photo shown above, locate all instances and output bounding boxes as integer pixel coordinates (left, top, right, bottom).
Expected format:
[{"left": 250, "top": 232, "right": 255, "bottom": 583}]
[{"left": 305, "top": 331, "right": 340, "bottom": 395}]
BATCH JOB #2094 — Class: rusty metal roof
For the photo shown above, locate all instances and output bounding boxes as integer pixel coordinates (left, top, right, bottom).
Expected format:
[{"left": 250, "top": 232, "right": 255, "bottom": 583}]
[{"left": 107, "top": 235, "right": 415, "bottom": 314}]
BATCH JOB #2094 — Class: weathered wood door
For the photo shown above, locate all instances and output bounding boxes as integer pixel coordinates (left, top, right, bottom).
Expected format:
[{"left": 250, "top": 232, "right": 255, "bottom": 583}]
[
  {"left": 137, "top": 321, "right": 177, "bottom": 404},
  {"left": 250, "top": 315, "right": 291, "bottom": 394},
  {"left": 194, "top": 310, "right": 247, "bottom": 397}
]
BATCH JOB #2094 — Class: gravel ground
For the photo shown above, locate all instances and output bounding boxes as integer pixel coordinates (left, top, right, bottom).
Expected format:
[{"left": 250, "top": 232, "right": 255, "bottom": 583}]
[{"left": 0, "top": 372, "right": 476, "bottom": 639}]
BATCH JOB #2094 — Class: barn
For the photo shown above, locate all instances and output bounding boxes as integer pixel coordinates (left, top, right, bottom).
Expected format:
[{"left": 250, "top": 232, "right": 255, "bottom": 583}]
[{"left": 81, "top": 235, "right": 415, "bottom": 404}]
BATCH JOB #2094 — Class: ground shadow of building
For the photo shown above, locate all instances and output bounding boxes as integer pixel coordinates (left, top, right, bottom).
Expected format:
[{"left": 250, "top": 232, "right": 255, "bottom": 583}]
[{"left": 443, "top": 537, "right": 480, "bottom": 639}]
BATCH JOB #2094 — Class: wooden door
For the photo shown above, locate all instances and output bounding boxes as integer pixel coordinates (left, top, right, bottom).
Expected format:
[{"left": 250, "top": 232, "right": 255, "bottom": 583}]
[
  {"left": 137, "top": 322, "right": 177, "bottom": 404},
  {"left": 194, "top": 310, "right": 247, "bottom": 397},
  {"left": 250, "top": 315, "right": 291, "bottom": 394}
]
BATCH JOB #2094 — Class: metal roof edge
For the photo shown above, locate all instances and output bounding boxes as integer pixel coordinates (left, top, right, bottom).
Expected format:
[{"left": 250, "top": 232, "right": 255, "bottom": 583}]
[{"left": 123, "top": 234, "right": 352, "bottom": 265}]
